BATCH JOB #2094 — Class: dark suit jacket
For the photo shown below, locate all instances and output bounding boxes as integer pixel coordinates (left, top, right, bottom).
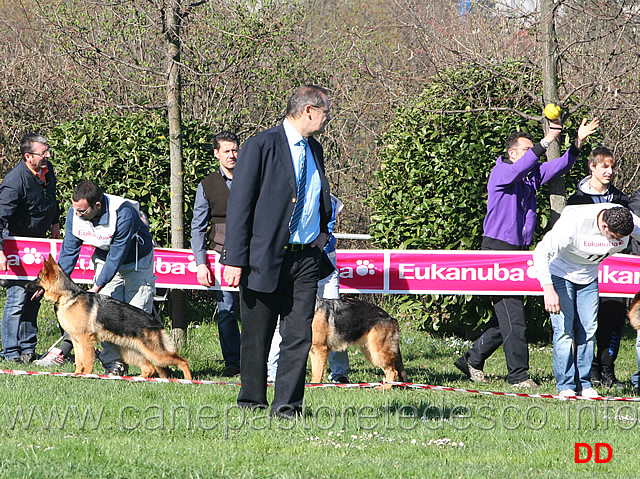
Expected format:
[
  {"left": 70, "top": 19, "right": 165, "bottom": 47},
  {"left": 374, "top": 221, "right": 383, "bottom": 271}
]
[{"left": 222, "top": 123, "right": 332, "bottom": 293}]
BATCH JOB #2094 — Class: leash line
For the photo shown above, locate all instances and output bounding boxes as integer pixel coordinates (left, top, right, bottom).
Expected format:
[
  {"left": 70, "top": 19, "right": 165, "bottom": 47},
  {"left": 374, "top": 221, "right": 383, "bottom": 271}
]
[{"left": 1, "top": 369, "right": 638, "bottom": 402}]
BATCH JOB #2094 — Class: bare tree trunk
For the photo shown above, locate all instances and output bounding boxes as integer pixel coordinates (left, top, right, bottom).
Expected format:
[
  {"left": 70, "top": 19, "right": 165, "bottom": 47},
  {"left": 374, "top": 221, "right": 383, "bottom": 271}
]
[
  {"left": 540, "top": 0, "right": 564, "bottom": 226},
  {"left": 165, "top": 0, "right": 187, "bottom": 347}
]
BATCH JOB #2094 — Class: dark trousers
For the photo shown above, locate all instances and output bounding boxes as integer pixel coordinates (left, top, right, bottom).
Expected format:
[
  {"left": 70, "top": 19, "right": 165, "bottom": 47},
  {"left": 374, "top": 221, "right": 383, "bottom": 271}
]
[
  {"left": 465, "top": 237, "right": 530, "bottom": 384},
  {"left": 466, "top": 296, "right": 529, "bottom": 384},
  {"left": 213, "top": 289, "right": 241, "bottom": 369},
  {"left": 237, "top": 246, "right": 320, "bottom": 416},
  {"left": 593, "top": 297, "right": 626, "bottom": 371}
]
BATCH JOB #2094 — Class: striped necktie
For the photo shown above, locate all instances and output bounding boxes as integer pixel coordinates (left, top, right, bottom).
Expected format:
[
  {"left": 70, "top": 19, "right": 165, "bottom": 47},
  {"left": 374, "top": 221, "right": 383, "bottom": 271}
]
[{"left": 289, "top": 138, "right": 308, "bottom": 234}]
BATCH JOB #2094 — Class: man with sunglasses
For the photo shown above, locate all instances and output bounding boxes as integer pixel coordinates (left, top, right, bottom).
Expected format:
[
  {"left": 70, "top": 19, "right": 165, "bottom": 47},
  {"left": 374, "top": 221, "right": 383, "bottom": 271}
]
[
  {"left": 455, "top": 117, "right": 600, "bottom": 388},
  {"left": 0, "top": 133, "right": 60, "bottom": 363},
  {"left": 36, "top": 180, "right": 155, "bottom": 375}
]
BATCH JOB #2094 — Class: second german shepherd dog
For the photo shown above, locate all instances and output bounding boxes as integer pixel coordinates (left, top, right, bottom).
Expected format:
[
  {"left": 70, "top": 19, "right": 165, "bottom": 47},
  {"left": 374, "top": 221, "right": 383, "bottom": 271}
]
[
  {"left": 310, "top": 297, "right": 408, "bottom": 387},
  {"left": 26, "top": 255, "right": 192, "bottom": 380}
]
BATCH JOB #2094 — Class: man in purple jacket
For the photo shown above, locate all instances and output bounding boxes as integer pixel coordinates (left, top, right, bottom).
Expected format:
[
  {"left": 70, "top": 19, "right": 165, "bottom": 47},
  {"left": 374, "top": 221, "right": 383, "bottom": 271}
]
[{"left": 455, "top": 116, "right": 599, "bottom": 388}]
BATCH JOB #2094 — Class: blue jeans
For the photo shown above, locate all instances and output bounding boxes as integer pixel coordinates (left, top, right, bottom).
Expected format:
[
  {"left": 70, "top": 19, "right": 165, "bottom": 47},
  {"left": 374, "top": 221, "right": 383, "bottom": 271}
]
[
  {"left": 1, "top": 280, "right": 40, "bottom": 359},
  {"left": 214, "top": 289, "right": 241, "bottom": 369},
  {"left": 550, "top": 275, "right": 599, "bottom": 393}
]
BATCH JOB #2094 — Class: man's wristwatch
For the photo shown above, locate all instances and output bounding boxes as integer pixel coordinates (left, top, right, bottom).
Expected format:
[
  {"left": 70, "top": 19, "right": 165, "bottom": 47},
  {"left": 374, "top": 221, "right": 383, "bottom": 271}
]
[{"left": 540, "top": 139, "right": 550, "bottom": 149}]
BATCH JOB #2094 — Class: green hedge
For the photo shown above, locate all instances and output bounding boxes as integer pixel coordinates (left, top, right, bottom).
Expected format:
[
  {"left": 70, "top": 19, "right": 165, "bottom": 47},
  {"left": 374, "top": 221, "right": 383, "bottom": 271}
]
[{"left": 49, "top": 113, "right": 215, "bottom": 247}]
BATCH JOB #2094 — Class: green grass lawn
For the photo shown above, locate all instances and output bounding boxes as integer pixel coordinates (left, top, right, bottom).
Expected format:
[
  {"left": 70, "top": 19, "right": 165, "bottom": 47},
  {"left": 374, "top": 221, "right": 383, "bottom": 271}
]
[{"left": 0, "top": 296, "right": 639, "bottom": 478}]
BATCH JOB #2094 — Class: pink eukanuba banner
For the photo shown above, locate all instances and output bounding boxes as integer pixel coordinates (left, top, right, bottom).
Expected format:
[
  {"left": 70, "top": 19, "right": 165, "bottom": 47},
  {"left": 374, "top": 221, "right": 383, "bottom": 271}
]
[{"left": 2, "top": 238, "right": 640, "bottom": 297}]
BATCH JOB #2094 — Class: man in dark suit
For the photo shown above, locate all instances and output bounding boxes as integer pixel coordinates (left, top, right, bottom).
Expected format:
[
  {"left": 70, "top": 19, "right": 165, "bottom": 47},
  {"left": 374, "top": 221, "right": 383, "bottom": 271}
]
[{"left": 222, "top": 85, "right": 332, "bottom": 419}]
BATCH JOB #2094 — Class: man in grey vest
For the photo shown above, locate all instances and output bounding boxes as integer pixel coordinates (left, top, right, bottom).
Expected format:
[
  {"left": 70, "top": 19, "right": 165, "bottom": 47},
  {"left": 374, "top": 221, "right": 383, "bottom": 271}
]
[{"left": 190, "top": 131, "right": 241, "bottom": 377}]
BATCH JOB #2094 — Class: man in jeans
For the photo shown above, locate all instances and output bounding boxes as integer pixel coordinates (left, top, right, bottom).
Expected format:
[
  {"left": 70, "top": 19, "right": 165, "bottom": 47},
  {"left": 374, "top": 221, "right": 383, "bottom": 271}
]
[
  {"left": 533, "top": 205, "right": 640, "bottom": 398},
  {"left": 566, "top": 146, "right": 629, "bottom": 390},
  {"left": 0, "top": 133, "right": 60, "bottom": 363},
  {"left": 455, "top": 117, "right": 599, "bottom": 388},
  {"left": 191, "top": 131, "right": 241, "bottom": 377}
]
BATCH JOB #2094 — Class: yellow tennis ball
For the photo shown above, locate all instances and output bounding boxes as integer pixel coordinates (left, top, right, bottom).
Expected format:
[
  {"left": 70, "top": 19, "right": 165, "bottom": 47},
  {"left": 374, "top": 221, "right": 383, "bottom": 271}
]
[{"left": 544, "top": 103, "right": 561, "bottom": 121}]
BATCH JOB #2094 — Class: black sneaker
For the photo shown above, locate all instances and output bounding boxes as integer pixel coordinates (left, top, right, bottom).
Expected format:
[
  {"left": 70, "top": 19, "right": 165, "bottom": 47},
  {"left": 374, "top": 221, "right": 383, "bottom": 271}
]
[
  {"left": 104, "top": 362, "right": 129, "bottom": 376},
  {"left": 331, "top": 375, "right": 350, "bottom": 384},
  {"left": 221, "top": 366, "right": 240, "bottom": 377},
  {"left": 454, "top": 356, "right": 487, "bottom": 383},
  {"left": 454, "top": 356, "right": 471, "bottom": 378},
  {"left": 601, "top": 366, "right": 625, "bottom": 391}
]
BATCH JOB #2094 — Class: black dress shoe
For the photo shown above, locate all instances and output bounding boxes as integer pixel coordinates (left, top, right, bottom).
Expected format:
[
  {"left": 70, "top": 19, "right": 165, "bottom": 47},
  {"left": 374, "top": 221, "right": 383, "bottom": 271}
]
[{"left": 272, "top": 406, "right": 301, "bottom": 420}]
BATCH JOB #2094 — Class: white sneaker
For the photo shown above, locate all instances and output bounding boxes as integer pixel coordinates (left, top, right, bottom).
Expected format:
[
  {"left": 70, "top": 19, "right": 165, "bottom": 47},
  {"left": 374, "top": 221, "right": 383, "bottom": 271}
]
[
  {"left": 558, "top": 389, "right": 577, "bottom": 400},
  {"left": 34, "top": 347, "right": 66, "bottom": 367},
  {"left": 580, "top": 387, "right": 600, "bottom": 399}
]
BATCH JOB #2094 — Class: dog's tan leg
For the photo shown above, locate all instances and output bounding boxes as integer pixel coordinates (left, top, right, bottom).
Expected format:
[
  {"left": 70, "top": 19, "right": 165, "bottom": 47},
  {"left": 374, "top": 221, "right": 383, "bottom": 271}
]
[
  {"left": 395, "top": 351, "right": 408, "bottom": 383},
  {"left": 70, "top": 337, "right": 84, "bottom": 375},
  {"left": 81, "top": 338, "right": 96, "bottom": 374},
  {"left": 310, "top": 344, "right": 330, "bottom": 383},
  {"left": 121, "top": 348, "right": 156, "bottom": 378},
  {"left": 359, "top": 326, "right": 404, "bottom": 390},
  {"left": 73, "top": 334, "right": 96, "bottom": 374},
  {"left": 118, "top": 330, "right": 193, "bottom": 380},
  {"left": 170, "top": 355, "right": 192, "bottom": 380},
  {"left": 144, "top": 350, "right": 192, "bottom": 380},
  {"left": 173, "top": 356, "right": 192, "bottom": 380},
  {"left": 310, "top": 308, "right": 331, "bottom": 383},
  {"left": 138, "top": 360, "right": 157, "bottom": 378}
]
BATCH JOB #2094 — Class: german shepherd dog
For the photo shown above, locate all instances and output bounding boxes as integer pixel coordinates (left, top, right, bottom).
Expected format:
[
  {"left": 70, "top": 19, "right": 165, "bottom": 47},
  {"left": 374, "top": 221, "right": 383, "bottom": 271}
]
[
  {"left": 26, "top": 255, "right": 192, "bottom": 380},
  {"left": 310, "top": 297, "right": 408, "bottom": 388}
]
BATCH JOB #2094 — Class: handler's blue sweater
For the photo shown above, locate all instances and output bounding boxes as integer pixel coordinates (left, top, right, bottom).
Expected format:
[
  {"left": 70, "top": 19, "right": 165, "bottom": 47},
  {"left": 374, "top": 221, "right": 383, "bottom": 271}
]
[{"left": 57, "top": 197, "right": 153, "bottom": 288}]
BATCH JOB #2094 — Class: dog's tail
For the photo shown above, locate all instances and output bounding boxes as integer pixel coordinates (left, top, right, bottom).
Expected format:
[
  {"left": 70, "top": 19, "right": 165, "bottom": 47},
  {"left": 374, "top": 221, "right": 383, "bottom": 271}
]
[
  {"left": 629, "top": 292, "right": 640, "bottom": 330},
  {"left": 159, "top": 330, "right": 178, "bottom": 353}
]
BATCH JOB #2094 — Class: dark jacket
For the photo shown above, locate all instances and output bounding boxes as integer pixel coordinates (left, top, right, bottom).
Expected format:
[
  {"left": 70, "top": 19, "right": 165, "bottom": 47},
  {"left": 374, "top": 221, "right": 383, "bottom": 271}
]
[
  {"left": 222, "top": 123, "right": 332, "bottom": 293},
  {"left": 567, "top": 176, "right": 629, "bottom": 207},
  {"left": 0, "top": 160, "right": 59, "bottom": 250},
  {"left": 483, "top": 143, "right": 580, "bottom": 247}
]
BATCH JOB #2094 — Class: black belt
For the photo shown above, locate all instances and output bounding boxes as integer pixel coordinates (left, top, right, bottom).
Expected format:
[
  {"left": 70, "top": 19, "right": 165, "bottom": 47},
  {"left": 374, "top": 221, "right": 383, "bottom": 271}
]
[{"left": 286, "top": 243, "right": 312, "bottom": 252}]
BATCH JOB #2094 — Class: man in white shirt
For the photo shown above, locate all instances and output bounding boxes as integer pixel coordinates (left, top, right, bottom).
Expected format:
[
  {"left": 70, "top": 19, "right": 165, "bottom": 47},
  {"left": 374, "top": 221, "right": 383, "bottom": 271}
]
[{"left": 533, "top": 204, "right": 640, "bottom": 398}]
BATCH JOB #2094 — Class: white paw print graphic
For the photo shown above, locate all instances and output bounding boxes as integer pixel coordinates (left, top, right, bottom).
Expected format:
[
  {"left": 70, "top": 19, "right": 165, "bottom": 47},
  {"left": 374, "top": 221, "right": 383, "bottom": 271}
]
[
  {"left": 21, "top": 247, "right": 43, "bottom": 265},
  {"left": 355, "top": 260, "right": 376, "bottom": 277},
  {"left": 187, "top": 254, "right": 198, "bottom": 273}
]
